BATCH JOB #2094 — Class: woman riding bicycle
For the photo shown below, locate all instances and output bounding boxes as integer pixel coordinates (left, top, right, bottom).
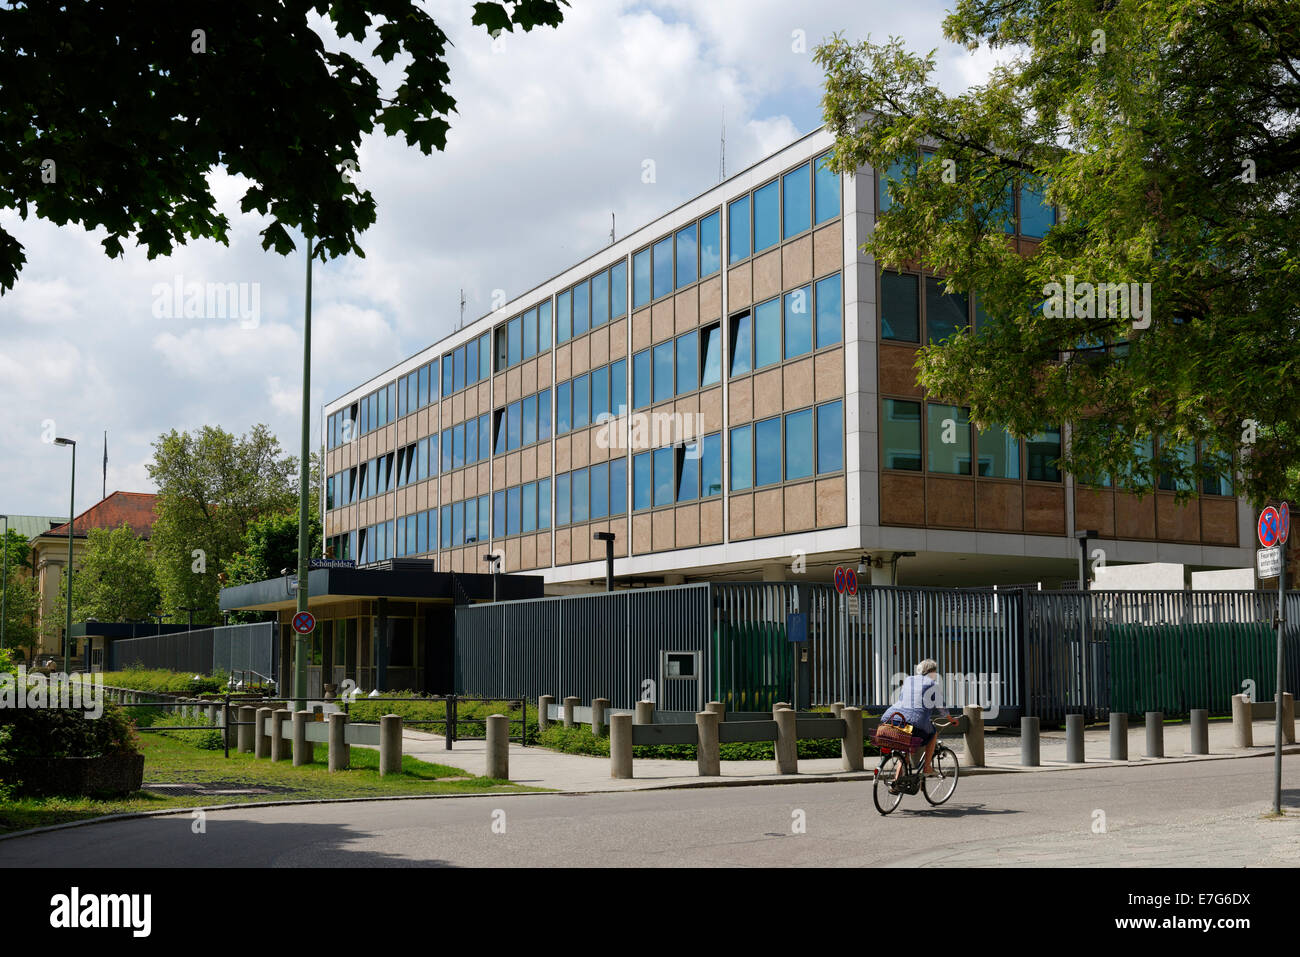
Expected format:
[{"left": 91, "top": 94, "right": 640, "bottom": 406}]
[{"left": 880, "top": 659, "right": 952, "bottom": 777}]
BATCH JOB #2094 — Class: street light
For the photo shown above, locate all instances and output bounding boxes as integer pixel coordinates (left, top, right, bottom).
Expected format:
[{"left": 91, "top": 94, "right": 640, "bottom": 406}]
[
  {"left": 1, "top": 513, "right": 8, "bottom": 650},
  {"left": 53, "top": 437, "right": 76, "bottom": 673},
  {"left": 179, "top": 605, "right": 200, "bottom": 629},
  {"left": 593, "top": 532, "right": 615, "bottom": 592},
  {"left": 1074, "top": 530, "right": 1099, "bottom": 589},
  {"left": 482, "top": 553, "right": 500, "bottom": 601}
]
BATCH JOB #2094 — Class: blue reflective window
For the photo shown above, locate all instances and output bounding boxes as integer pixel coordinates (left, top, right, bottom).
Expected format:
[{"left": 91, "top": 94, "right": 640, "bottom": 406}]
[
  {"left": 556, "top": 473, "right": 570, "bottom": 526},
  {"left": 653, "top": 448, "right": 674, "bottom": 507},
  {"left": 573, "top": 280, "right": 590, "bottom": 337},
  {"left": 479, "top": 415, "right": 491, "bottom": 462},
  {"left": 453, "top": 346, "right": 466, "bottom": 392},
  {"left": 633, "top": 452, "right": 653, "bottom": 510},
  {"left": 538, "top": 479, "right": 551, "bottom": 529},
  {"left": 814, "top": 152, "right": 839, "bottom": 224},
  {"left": 557, "top": 289, "right": 572, "bottom": 343},
  {"left": 611, "top": 359, "right": 627, "bottom": 416},
  {"left": 675, "top": 223, "right": 697, "bottom": 288},
  {"left": 453, "top": 423, "right": 465, "bottom": 469},
  {"left": 730, "top": 425, "right": 752, "bottom": 490},
  {"left": 676, "top": 330, "right": 698, "bottom": 394},
  {"left": 783, "top": 163, "right": 811, "bottom": 238},
  {"left": 653, "top": 342, "right": 674, "bottom": 403},
  {"left": 522, "top": 394, "right": 538, "bottom": 446},
  {"left": 730, "top": 313, "right": 752, "bottom": 377},
  {"left": 701, "top": 433, "right": 722, "bottom": 497},
  {"left": 632, "top": 350, "right": 651, "bottom": 410},
  {"left": 609, "top": 458, "right": 627, "bottom": 514},
  {"left": 633, "top": 249, "right": 651, "bottom": 309},
  {"left": 443, "top": 506, "right": 454, "bottom": 548},
  {"left": 753, "top": 180, "right": 779, "bottom": 253},
  {"left": 815, "top": 274, "right": 842, "bottom": 348},
  {"left": 508, "top": 316, "right": 522, "bottom": 367},
  {"left": 378, "top": 387, "right": 388, "bottom": 426},
  {"left": 466, "top": 338, "right": 479, "bottom": 385},
  {"left": 591, "top": 365, "right": 609, "bottom": 422},
  {"left": 523, "top": 481, "right": 537, "bottom": 533},
  {"left": 417, "top": 511, "right": 427, "bottom": 553},
  {"left": 494, "top": 409, "right": 508, "bottom": 455},
  {"left": 478, "top": 495, "right": 490, "bottom": 542},
  {"left": 1019, "top": 179, "right": 1055, "bottom": 239},
  {"left": 538, "top": 390, "right": 552, "bottom": 440},
  {"left": 507, "top": 486, "right": 521, "bottom": 536},
  {"left": 479, "top": 334, "right": 491, "bottom": 380},
  {"left": 397, "top": 380, "right": 407, "bottom": 419},
  {"left": 538, "top": 302, "right": 551, "bottom": 351},
  {"left": 441, "top": 428, "right": 453, "bottom": 472},
  {"left": 507, "top": 401, "right": 522, "bottom": 450},
  {"left": 677, "top": 446, "right": 699, "bottom": 502},
  {"left": 878, "top": 156, "right": 907, "bottom": 214},
  {"left": 418, "top": 366, "right": 429, "bottom": 408},
  {"left": 783, "top": 285, "right": 812, "bottom": 359},
  {"left": 755, "top": 417, "right": 781, "bottom": 486},
  {"left": 926, "top": 276, "right": 969, "bottom": 344},
  {"left": 728, "top": 195, "right": 750, "bottom": 264},
  {"left": 754, "top": 298, "right": 781, "bottom": 369},
  {"left": 493, "top": 491, "right": 506, "bottom": 539},
  {"left": 572, "top": 469, "right": 589, "bottom": 523},
  {"left": 700, "top": 211, "right": 721, "bottom": 277},
  {"left": 611, "top": 262, "right": 627, "bottom": 318},
  {"left": 592, "top": 272, "right": 609, "bottom": 327},
  {"left": 652, "top": 236, "right": 673, "bottom": 300},
  {"left": 700, "top": 323, "right": 722, "bottom": 388},
  {"left": 556, "top": 381, "right": 572, "bottom": 434},
  {"left": 590, "top": 462, "right": 609, "bottom": 519},
  {"left": 466, "top": 418, "right": 478, "bottom": 464},
  {"left": 452, "top": 502, "right": 463, "bottom": 545},
  {"left": 785, "top": 408, "right": 814, "bottom": 480},
  {"left": 523, "top": 308, "right": 538, "bottom": 359},
  {"left": 573, "top": 373, "right": 590, "bottom": 430}
]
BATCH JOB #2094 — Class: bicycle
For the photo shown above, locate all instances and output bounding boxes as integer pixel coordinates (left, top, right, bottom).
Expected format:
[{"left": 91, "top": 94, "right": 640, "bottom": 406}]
[{"left": 871, "top": 717, "right": 960, "bottom": 815}]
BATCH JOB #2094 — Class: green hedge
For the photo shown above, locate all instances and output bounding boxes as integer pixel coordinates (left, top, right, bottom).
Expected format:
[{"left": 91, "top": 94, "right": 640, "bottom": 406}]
[
  {"left": 536, "top": 724, "right": 883, "bottom": 761},
  {"left": 343, "top": 691, "right": 539, "bottom": 741},
  {"left": 94, "top": 668, "right": 229, "bottom": 695}
]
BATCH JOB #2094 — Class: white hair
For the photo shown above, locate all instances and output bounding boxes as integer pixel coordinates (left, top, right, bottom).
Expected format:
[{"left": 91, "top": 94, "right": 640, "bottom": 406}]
[{"left": 915, "top": 659, "right": 939, "bottom": 676}]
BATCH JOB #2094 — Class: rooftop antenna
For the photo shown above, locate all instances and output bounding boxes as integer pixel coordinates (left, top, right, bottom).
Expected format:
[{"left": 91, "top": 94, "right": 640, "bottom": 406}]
[
  {"left": 458, "top": 288, "right": 466, "bottom": 330},
  {"left": 610, "top": 213, "right": 616, "bottom": 245},
  {"left": 719, "top": 105, "right": 726, "bottom": 181}
]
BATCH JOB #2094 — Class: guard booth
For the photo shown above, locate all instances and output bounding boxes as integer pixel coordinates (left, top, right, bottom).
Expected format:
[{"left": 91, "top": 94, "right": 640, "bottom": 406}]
[{"left": 218, "top": 559, "right": 543, "bottom": 695}]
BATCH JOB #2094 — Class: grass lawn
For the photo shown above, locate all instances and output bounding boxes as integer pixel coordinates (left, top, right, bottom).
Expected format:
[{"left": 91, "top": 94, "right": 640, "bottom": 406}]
[{"left": 0, "top": 731, "right": 542, "bottom": 835}]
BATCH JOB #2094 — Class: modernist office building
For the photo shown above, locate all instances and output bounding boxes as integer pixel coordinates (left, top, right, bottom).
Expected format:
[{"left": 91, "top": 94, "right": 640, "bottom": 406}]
[{"left": 321, "top": 127, "right": 1255, "bottom": 591}]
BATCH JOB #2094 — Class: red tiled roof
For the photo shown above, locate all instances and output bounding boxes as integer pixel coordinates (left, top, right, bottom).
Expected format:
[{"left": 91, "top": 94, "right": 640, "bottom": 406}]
[{"left": 43, "top": 491, "right": 160, "bottom": 540}]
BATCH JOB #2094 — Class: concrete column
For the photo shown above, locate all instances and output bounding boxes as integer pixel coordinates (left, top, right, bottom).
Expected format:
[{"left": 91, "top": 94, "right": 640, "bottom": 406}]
[
  {"left": 1231, "top": 694, "right": 1253, "bottom": 747},
  {"left": 1283, "top": 692, "right": 1295, "bottom": 745},
  {"left": 773, "top": 701, "right": 791, "bottom": 717},
  {"left": 1066, "top": 714, "right": 1085, "bottom": 763},
  {"left": 563, "top": 695, "right": 578, "bottom": 729},
  {"left": 538, "top": 695, "right": 554, "bottom": 732},
  {"left": 485, "top": 714, "right": 509, "bottom": 780},
  {"left": 328, "top": 711, "right": 350, "bottom": 771},
  {"left": 1110, "top": 712, "right": 1129, "bottom": 760},
  {"left": 236, "top": 706, "right": 254, "bottom": 753},
  {"left": 292, "top": 710, "right": 311, "bottom": 766},
  {"left": 208, "top": 702, "right": 219, "bottom": 727},
  {"left": 830, "top": 701, "right": 845, "bottom": 719},
  {"left": 379, "top": 714, "right": 402, "bottom": 776},
  {"left": 841, "top": 707, "right": 864, "bottom": 771},
  {"left": 1144, "top": 711, "right": 1164, "bottom": 758},
  {"left": 635, "top": 700, "right": 655, "bottom": 725},
  {"left": 270, "top": 708, "right": 291, "bottom": 762},
  {"left": 591, "top": 697, "right": 609, "bottom": 736},
  {"left": 1188, "top": 709, "right": 1209, "bottom": 755},
  {"left": 774, "top": 707, "right": 798, "bottom": 775},
  {"left": 962, "top": 704, "right": 985, "bottom": 768},
  {"left": 706, "top": 700, "right": 725, "bottom": 722},
  {"left": 254, "top": 707, "right": 272, "bottom": 759},
  {"left": 610, "top": 713, "right": 633, "bottom": 779},
  {"left": 695, "top": 711, "right": 720, "bottom": 776},
  {"left": 1020, "top": 716, "right": 1040, "bottom": 767}
]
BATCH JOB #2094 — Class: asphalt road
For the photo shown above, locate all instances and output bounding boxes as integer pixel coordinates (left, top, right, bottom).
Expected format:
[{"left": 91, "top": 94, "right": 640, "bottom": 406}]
[{"left": 4, "top": 755, "right": 1299, "bottom": 867}]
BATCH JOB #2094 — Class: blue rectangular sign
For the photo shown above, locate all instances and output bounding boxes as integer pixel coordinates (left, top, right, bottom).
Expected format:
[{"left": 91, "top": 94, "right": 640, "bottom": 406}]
[{"left": 786, "top": 612, "right": 808, "bottom": 643}]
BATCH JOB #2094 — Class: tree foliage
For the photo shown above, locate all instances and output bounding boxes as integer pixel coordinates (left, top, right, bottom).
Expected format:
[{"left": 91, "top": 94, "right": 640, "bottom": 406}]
[
  {"left": 223, "top": 509, "right": 323, "bottom": 623},
  {"left": 0, "top": 0, "right": 568, "bottom": 291},
  {"left": 1, "top": 530, "right": 40, "bottom": 660},
  {"left": 816, "top": 1, "right": 1300, "bottom": 505},
  {"left": 53, "top": 524, "right": 161, "bottom": 625}
]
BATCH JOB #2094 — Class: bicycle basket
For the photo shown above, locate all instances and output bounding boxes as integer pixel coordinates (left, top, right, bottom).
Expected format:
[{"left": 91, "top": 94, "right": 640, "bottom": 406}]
[{"left": 873, "top": 720, "right": 921, "bottom": 754}]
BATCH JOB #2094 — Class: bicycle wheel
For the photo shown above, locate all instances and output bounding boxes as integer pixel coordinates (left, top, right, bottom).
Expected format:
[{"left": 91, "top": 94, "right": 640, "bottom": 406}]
[
  {"left": 922, "top": 745, "right": 960, "bottom": 805},
  {"left": 873, "top": 753, "right": 906, "bottom": 815}
]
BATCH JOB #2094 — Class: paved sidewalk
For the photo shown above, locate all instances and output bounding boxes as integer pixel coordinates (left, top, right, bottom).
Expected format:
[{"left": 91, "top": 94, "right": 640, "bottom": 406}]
[{"left": 395, "top": 717, "right": 1299, "bottom": 793}]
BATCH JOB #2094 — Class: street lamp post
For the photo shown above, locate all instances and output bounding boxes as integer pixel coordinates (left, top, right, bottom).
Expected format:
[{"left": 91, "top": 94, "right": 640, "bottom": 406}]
[
  {"left": 593, "top": 532, "right": 615, "bottom": 592},
  {"left": 53, "top": 438, "right": 76, "bottom": 673},
  {"left": 1, "top": 513, "right": 8, "bottom": 650},
  {"left": 482, "top": 553, "right": 500, "bottom": 601},
  {"left": 293, "top": 230, "right": 314, "bottom": 713}
]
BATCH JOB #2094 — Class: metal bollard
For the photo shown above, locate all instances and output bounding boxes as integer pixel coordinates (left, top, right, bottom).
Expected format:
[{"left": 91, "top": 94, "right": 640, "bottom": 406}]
[
  {"left": 695, "top": 711, "right": 720, "bottom": 776},
  {"left": 1231, "top": 693, "right": 1253, "bottom": 747},
  {"left": 328, "top": 711, "right": 350, "bottom": 771},
  {"left": 292, "top": 710, "right": 311, "bottom": 766},
  {"left": 774, "top": 708, "right": 798, "bottom": 774},
  {"left": 1110, "top": 712, "right": 1129, "bottom": 760},
  {"left": 635, "top": 700, "right": 655, "bottom": 724},
  {"left": 591, "top": 697, "right": 609, "bottom": 737},
  {"left": 563, "top": 695, "right": 578, "bottom": 729},
  {"left": 841, "top": 707, "right": 864, "bottom": 772},
  {"left": 1144, "top": 711, "right": 1164, "bottom": 758},
  {"left": 1188, "top": 709, "right": 1209, "bottom": 755},
  {"left": 610, "top": 713, "right": 633, "bottom": 779},
  {"left": 1066, "top": 714, "right": 1085, "bottom": 763},
  {"left": 538, "top": 695, "right": 554, "bottom": 732},
  {"left": 485, "top": 714, "right": 509, "bottom": 780},
  {"left": 963, "top": 704, "right": 985, "bottom": 768},
  {"left": 379, "top": 714, "right": 402, "bottom": 776},
  {"left": 1020, "top": 716, "right": 1040, "bottom": 767}
]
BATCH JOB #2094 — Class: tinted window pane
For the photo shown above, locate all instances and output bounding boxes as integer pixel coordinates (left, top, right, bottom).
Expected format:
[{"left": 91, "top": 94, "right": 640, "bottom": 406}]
[
  {"left": 479, "top": 334, "right": 491, "bottom": 379},
  {"left": 815, "top": 274, "right": 842, "bottom": 348},
  {"left": 454, "top": 346, "right": 466, "bottom": 392},
  {"left": 927, "top": 403, "right": 972, "bottom": 475},
  {"left": 754, "top": 298, "right": 781, "bottom": 369},
  {"left": 653, "top": 448, "right": 674, "bottom": 506},
  {"left": 701, "top": 324, "right": 722, "bottom": 387},
  {"left": 755, "top": 418, "right": 781, "bottom": 486},
  {"left": 453, "top": 423, "right": 465, "bottom": 468},
  {"left": 568, "top": 374, "right": 586, "bottom": 430},
  {"left": 926, "top": 276, "right": 969, "bottom": 343},
  {"left": 632, "top": 350, "right": 651, "bottom": 409},
  {"left": 611, "top": 262, "right": 627, "bottom": 318},
  {"left": 783, "top": 163, "right": 811, "bottom": 238},
  {"left": 977, "top": 424, "right": 1020, "bottom": 479},
  {"left": 557, "top": 290, "right": 572, "bottom": 343},
  {"left": 702, "top": 432, "right": 722, "bottom": 497},
  {"left": 441, "top": 429, "right": 453, "bottom": 471},
  {"left": 507, "top": 486, "right": 521, "bottom": 536},
  {"left": 538, "top": 480, "right": 550, "bottom": 529},
  {"left": 783, "top": 285, "right": 812, "bottom": 359},
  {"left": 653, "top": 342, "right": 675, "bottom": 402},
  {"left": 785, "top": 409, "right": 814, "bottom": 480},
  {"left": 538, "top": 390, "right": 551, "bottom": 440},
  {"left": 881, "top": 272, "right": 920, "bottom": 342},
  {"left": 418, "top": 366, "right": 429, "bottom": 407},
  {"left": 556, "top": 382, "right": 571, "bottom": 434},
  {"left": 676, "top": 331, "right": 698, "bottom": 394},
  {"left": 537, "top": 303, "right": 551, "bottom": 351},
  {"left": 700, "top": 211, "right": 721, "bottom": 277},
  {"left": 728, "top": 195, "right": 750, "bottom": 264},
  {"left": 611, "top": 359, "right": 627, "bottom": 416},
  {"left": 573, "top": 280, "right": 590, "bottom": 337},
  {"left": 675, "top": 224, "right": 697, "bottom": 288},
  {"left": 652, "top": 236, "right": 673, "bottom": 300},
  {"left": 882, "top": 399, "right": 921, "bottom": 471},
  {"left": 817, "top": 401, "right": 843, "bottom": 473},
  {"left": 522, "top": 394, "right": 537, "bottom": 446},
  {"left": 452, "top": 502, "right": 463, "bottom": 545},
  {"left": 814, "top": 152, "right": 840, "bottom": 224},
  {"left": 633, "top": 452, "right": 653, "bottom": 510},
  {"left": 572, "top": 469, "right": 589, "bottom": 523},
  {"left": 633, "top": 249, "right": 651, "bottom": 309},
  {"left": 730, "top": 314, "right": 752, "bottom": 377},
  {"left": 591, "top": 272, "right": 609, "bottom": 327},
  {"left": 730, "top": 425, "right": 753, "bottom": 490},
  {"left": 590, "top": 462, "right": 609, "bottom": 519},
  {"left": 523, "top": 309, "right": 538, "bottom": 358},
  {"left": 466, "top": 418, "right": 478, "bottom": 463},
  {"left": 508, "top": 402, "right": 522, "bottom": 451},
  {"left": 466, "top": 337, "right": 479, "bottom": 385},
  {"left": 753, "top": 180, "right": 779, "bottom": 252},
  {"left": 677, "top": 446, "right": 699, "bottom": 502},
  {"left": 609, "top": 457, "right": 627, "bottom": 514},
  {"left": 1019, "top": 179, "right": 1055, "bottom": 238},
  {"left": 479, "top": 415, "right": 491, "bottom": 461},
  {"left": 555, "top": 474, "right": 570, "bottom": 526},
  {"left": 878, "top": 156, "right": 907, "bottom": 213},
  {"left": 523, "top": 482, "right": 537, "bottom": 532}
]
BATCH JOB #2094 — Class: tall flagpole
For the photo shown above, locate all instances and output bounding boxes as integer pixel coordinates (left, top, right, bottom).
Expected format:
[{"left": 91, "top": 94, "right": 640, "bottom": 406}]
[{"left": 102, "top": 431, "right": 107, "bottom": 501}]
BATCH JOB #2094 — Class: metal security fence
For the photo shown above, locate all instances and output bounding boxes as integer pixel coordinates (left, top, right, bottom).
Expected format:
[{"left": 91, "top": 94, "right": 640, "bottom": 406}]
[{"left": 107, "top": 622, "right": 277, "bottom": 679}]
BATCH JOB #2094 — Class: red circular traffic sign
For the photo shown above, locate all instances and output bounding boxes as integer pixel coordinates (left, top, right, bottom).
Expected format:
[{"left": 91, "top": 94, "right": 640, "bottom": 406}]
[
  {"left": 846, "top": 568, "right": 859, "bottom": 596},
  {"left": 292, "top": 611, "right": 316, "bottom": 635},
  {"left": 1280, "top": 502, "right": 1290, "bottom": 544},
  {"left": 1259, "top": 507, "right": 1280, "bottom": 548},
  {"left": 834, "top": 566, "right": 846, "bottom": 594}
]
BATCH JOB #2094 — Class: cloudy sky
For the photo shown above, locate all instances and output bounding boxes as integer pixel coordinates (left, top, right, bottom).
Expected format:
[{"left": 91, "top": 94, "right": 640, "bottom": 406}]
[{"left": 1, "top": 0, "right": 1005, "bottom": 519}]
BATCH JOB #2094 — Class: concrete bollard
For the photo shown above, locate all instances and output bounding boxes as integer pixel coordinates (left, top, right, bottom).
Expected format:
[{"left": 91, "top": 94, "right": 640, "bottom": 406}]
[
  {"left": 695, "top": 711, "right": 720, "bottom": 776},
  {"left": 1020, "top": 716, "right": 1040, "bottom": 767},
  {"left": 841, "top": 707, "right": 864, "bottom": 771},
  {"left": 706, "top": 700, "right": 725, "bottom": 722},
  {"left": 538, "top": 695, "right": 554, "bottom": 732},
  {"left": 773, "top": 701, "right": 791, "bottom": 717},
  {"left": 1231, "top": 693, "right": 1253, "bottom": 747},
  {"left": 379, "top": 714, "right": 402, "bottom": 777},
  {"left": 1144, "top": 711, "right": 1164, "bottom": 758},
  {"left": 635, "top": 700, "right": 655, "bottom": 725},
  {"left": 774, "top": 707, "right": 798, "bottom": 775},
  {"left": 328, "top": 711, "right": 350, "bottom": 771},
  {"left": 236, "top": 706, "right": 255, "bottom": 753},
  {"left": 485, "top": 714, "right": 509, "bottom": 780},
  {"left": 208, "top": 702, "right": 220, "bottom": 727},
  {"left": 254, "top": 707, "right": 272, "bottom": 759},
  {"left": 1188, "top": 709, "right": 1210, "bottom": 755},
  {"left": 1283, "top": 692, "right": 1296, "bottom": 745},
  {"left": 1066, "top": 714, "right": 1085, "bottom": 763},
  {"left": 610, "top": 713, "right": 633, "bottom": 779},
  {"left": 591, "top": 697, "right": 609, "bottom": 736},
  {"left": 1110, "top": 713, "right": 1129, "bottom": 760},
  {"left": 292, "top": 710, "right": 311, "bottom": 766},
  {"left": 563, "top": 695, "right": 579, "bottom": 729},
  {"left": 962, "top": 704, "right": 985, "bottom": 768},
  {"left": 270, "top": 709, "right": 291, "bottom": 762},
  {"left": 830, "top": 701, "right": 845, "bottom": 719}
]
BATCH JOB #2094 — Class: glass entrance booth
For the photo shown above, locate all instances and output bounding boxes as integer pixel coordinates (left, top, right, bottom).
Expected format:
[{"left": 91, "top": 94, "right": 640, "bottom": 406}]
[{"left": 218, "top": 559, "right": 544, "bottom": 695}]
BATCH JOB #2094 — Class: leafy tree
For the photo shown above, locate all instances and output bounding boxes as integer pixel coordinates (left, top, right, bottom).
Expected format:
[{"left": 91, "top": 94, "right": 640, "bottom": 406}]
[
  {"left": 148, "top": 424, "right": 298, "bottom": 624},
  {"left": 816, "top": 2, "right": 1300, "bottom": 505},
  {"left": 51, "top": 524, "right": 161, "bottom": 624},
  {"left": 223, "top": 510, "right": 324, "bottom": 623},
  {"left": 0, "top": 530, "right": 40, "bottom": 662},
  {"left": 0, "top": 0, "right": 568, "bottom": 291}
]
